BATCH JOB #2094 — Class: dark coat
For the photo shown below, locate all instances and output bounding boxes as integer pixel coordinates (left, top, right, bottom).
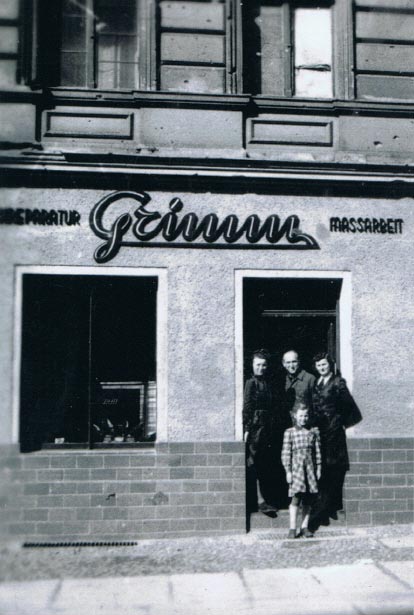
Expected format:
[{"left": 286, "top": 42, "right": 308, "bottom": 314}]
[
  {"left": 283, "top": 369, "right": 316, "bottom": 415},
  {"left": 312, "top": 375, "right": 362, "bottom": 469},
  {"left": 243, "top": 376, "right": 274, "bottom": 451}
]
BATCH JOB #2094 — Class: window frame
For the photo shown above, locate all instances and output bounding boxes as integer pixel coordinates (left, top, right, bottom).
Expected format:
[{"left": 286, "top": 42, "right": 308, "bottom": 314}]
[
  {"left": 23, "top": 0, "right": 158, "bottom": 91},
  {"left": 23, "top": 0, "right": 241, "bottom": 94},
  {"left": 13, "top": 265, "right": 168, "bottom": 449},
  {"left": 242, "top": 0, "right": 355, "bottom": 101}
]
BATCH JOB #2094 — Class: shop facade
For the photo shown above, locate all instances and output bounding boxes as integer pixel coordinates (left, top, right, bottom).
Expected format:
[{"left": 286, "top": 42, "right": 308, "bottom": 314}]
[{"left": 0, "top": 0, "right": 413, "bottom": 542}]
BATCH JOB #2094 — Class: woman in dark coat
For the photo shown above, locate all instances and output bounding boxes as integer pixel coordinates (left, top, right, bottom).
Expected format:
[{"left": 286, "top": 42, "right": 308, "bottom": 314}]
[
  {"left": 243, "top": 349, "right": 279, "bottom": 513},
  {"left": 309, "top": 352, "right": 362, "bottom": 531}
]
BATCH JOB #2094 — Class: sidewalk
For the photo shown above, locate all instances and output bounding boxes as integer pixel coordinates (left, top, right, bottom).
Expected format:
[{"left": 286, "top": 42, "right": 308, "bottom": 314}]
[{"left": 1, "top": 525, "right": 413, "bottom": 615}]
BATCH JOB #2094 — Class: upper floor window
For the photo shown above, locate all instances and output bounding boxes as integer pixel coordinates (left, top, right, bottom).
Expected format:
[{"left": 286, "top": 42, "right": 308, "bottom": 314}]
[
  {"left": 243, "top": 0, "right": 334, "bottom": 98},
  {"left": 34, "top": 0, "right": 153, "bottom": 89},
  {"left": 23, "top": 0, "right": 414, "bottom": 101},
  {"left": 30, "top": 0, "right": 238, "bottom": 93},
  {"left": 60, "top": 0, "right": 140, "bottom": 89},
  {"left": 294, "top": 6, "right": 333, "bottom": 98}
]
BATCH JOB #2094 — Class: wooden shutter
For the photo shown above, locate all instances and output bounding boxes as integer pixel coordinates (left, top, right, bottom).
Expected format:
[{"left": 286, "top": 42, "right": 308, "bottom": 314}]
[
  {"left": 243, "top": 0, "right": 291, "bottom": 96},
  {"left": 354, "top": 0, "right": 414, "bottom": 100},
  {"left": 159, "top": 0, "right": 236, "bottom": 93}
]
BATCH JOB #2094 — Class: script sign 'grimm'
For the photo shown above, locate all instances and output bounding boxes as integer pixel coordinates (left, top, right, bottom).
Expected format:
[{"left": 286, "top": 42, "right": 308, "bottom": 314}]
[{"left": 89, "top": 191, "right": 320, "bottom": 263}]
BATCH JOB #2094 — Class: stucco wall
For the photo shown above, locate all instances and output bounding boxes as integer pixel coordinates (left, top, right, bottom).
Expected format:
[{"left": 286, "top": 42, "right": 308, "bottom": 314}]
[{"left": 0, "top": 187, "right": 412, "bottom": 444}]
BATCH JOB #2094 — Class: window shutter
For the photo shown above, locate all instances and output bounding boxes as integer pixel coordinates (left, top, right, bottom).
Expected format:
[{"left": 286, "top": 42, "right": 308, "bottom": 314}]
[
  {"left": 243, "top": 0, "right": 291, "bottom": 96},
  {"left": 354, "top": 0, "right": 414, "bottom": 100},
  {"left": 159, "top": 0, "right": 233, "bottom": 93},
  {"left": 31, "top": 0, "right": 62, "bottom": 87}
]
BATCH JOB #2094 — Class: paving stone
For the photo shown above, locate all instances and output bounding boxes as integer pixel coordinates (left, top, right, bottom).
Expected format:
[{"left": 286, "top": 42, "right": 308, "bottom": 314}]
[
  {"left": 381, "top": 560, "right": 414, "bottom": 588},
  {"left": 380, "top": 536, "right": 414, "bottom": 549}
]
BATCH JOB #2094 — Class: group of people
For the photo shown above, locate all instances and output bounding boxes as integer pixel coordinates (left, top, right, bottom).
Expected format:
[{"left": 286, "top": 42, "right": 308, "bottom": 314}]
[{"left": 243, "top": 349, "right": 362, "bottom": 538}]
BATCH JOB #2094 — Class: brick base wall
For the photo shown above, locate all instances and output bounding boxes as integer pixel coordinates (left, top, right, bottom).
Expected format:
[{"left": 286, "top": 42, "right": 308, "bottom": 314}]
[
  {"left": 344, "top": 437, "right": 414, "bottom": 526},
  {"left": 0, "top": 438, "right": 412, "bottom": 542},
  {"left": 0, "top": 442, "right": 245, "bottom": 542}
]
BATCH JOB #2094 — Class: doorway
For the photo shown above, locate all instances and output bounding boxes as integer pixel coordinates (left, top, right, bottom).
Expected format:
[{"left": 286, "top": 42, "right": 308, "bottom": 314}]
[
  {"left": 237, "top": 271, "right": 351, "bottom": 516},
  {"left": 243, "top": 277, "right": 342, "bottom": 377}
]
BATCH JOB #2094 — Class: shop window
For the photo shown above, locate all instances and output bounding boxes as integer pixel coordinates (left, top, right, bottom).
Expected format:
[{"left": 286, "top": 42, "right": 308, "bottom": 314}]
[
  {"left": 243, "top": 0, "right": 334, "bottom": 98},
  {"left": 354, "top": 0, "right": 414, "bottom": 101},
  {"left": 19, "top": 274, "right": 157, "bottom": 452},
  {"left": 25, "top": 0, "right": 238, "bottom": 93}
]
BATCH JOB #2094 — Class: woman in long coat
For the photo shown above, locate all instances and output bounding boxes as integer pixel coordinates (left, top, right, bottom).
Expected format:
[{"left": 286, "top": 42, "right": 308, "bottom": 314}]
[
  {"left": 309, "top": 352, "right": 362, "bottom": 531},
  {"left": 243, "top": 349, "right": 280, "bottom": 513}
]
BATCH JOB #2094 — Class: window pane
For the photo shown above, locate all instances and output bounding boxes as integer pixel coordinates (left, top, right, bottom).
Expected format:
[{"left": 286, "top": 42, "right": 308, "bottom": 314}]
[
  {"left": 96, "top": 0, "right": 138, "bottom": 34},
  {"left": 20, "top": 275, "right": 90, "bottom": 451},
  {"left": 294, "top": 7, "right": 332, "bottom": 98},
  {"left": 20, "top": 275, "right": 158, "bottom": 451},
  {"left": 96, "top": 1, "right": 139, "bottom": 88},
  {"left": 60, "top": 0, "right": 88, "bottom": 86},
  {"left": 98, "top": 61, "right": 138, "bottom": 88},
  {"left": 90, "top": 277, "right": 157, "bottom": 444},
  {"left": 60, "top": 51, "right": 87, "bottom": 86},
  {"left": 61, "top": 14, "right": 87, "bottom": 49}
]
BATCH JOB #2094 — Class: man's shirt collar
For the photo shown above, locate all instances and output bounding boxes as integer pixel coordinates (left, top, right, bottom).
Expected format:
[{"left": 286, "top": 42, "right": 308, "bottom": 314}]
[{"left": 288, "top": 369, "right": 305, "bottom": 382}]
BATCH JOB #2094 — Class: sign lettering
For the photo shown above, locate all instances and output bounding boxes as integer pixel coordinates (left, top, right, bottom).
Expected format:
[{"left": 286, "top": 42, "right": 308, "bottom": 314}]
[{"left": 90, "top": 191, "right": 319, "bottom": 263}]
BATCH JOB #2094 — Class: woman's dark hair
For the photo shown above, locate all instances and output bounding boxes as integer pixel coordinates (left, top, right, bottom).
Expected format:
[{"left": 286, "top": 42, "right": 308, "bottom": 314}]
[
  {"left": 252, "top": 348, "right": 270, "bottom": 363},
  {"left": 313, "top": 351, "right": 335, "bottom": 372}
]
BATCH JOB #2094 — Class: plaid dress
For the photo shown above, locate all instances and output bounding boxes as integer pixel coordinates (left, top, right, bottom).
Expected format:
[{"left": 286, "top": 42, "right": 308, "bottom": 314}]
[{"left": 281, "top": 426, "right": 322, "bottom": 497}]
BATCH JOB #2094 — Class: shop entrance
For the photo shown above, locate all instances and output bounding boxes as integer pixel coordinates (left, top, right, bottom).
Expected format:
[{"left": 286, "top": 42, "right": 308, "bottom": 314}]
[{"left": 242, "top": 276, "right": 343, "bottom": 512}]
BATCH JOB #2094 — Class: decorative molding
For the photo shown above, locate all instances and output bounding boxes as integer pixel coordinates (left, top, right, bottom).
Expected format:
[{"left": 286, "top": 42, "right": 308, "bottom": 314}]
[
  {"left": 248, "top": 118, "right": 333, "bottom": 147},
  {"left": 1, "top": 156, "right": 413, "bottom": 186},
  {"left": 44, "top": 112, "right": 134, "bottom": 140}
]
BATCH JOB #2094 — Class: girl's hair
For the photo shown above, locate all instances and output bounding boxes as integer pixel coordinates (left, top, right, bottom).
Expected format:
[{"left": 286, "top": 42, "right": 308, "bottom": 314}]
[
  {"left": 292, "top": 401, "right": 309, "bottom": 415},
  {"left": 313, "top": 351, "right": 335, "bottom": 372},
  {"left": 252, "top": 348, "right": 270, "bottom": 363}
]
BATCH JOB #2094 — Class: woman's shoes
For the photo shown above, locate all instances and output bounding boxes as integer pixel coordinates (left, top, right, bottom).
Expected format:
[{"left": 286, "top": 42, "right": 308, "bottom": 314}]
[
  {"left": 258, "top": 502, "right": 278, "bottom": 514},
  {"left": 287, "top": 529, "right": 297, "bottom": 539}
]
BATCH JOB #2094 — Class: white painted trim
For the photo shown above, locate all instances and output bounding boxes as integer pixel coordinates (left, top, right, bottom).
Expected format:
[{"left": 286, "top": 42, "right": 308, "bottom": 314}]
[
  {"left": 12, "top": 265, "right": 168, "bottom": 445},
  {"left": 234, "top": 269, "right": 352, "bottom": 441}
]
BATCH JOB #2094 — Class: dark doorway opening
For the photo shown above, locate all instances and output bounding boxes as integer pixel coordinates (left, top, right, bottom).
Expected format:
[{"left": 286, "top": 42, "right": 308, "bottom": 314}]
[
  {"left": 243, "top": 277, "right": 342, "bottom": 514},
  {"left": 20, "top": 274, "right": 157, "bottom": 452}
]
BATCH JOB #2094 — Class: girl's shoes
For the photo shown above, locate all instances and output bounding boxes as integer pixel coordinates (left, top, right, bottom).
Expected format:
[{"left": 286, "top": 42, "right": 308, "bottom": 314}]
[
  {"left": 300, "top": 528, "right": 314, "bottom": 538},
  {"left": 287, "top": 529, "right": 297, "bottom": 539}
]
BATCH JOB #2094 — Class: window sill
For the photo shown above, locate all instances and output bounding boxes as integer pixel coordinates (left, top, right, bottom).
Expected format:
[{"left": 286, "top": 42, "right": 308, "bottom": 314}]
[
  {"left": 43, "top": 88, "right": 414, "bottom": 115},
  {"left": 42, "top": 442, "right": 155, "bottom": 450},
  {"left": 1, "top": 87, "right": 412, "bottom": 114},
  {"left": 45, "top": 88, "right": 251, "bottom": 110}
]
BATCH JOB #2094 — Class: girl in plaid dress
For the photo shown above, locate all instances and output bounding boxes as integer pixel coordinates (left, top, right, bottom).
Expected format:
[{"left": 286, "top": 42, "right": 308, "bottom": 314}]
[{"left": 282, "top": 403, "right": 322, "bottom": 538}]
